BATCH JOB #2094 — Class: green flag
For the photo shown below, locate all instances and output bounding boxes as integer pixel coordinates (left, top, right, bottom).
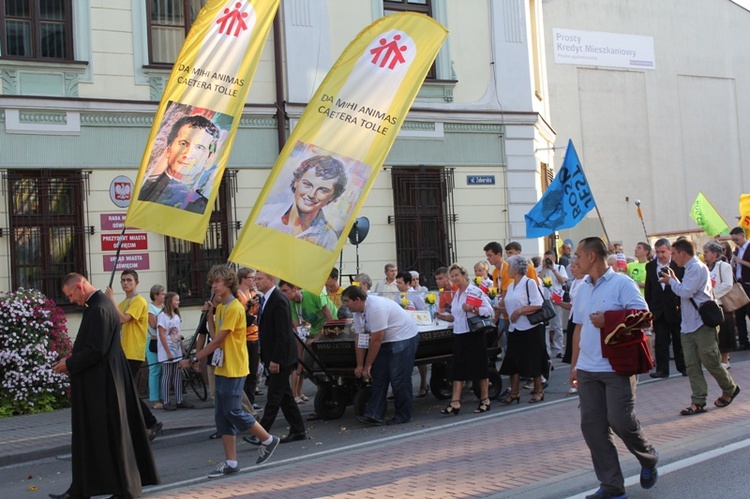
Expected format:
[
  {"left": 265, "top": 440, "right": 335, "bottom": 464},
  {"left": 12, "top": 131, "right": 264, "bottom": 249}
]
[{"left": 690, "top": 192, "right": 729, "bottom": 236}]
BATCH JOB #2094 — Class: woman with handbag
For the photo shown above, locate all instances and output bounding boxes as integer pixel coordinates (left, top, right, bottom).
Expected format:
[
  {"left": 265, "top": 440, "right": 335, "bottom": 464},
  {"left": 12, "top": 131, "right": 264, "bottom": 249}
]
[
  {"left": 498, "top": 255, "right": 548, "bottom": 404},
  {"left": 434, "top": 263, "right": 494, "bottom": 414},
  {"left": 703, "top": 241, "right": 737, "bottom": 368}
]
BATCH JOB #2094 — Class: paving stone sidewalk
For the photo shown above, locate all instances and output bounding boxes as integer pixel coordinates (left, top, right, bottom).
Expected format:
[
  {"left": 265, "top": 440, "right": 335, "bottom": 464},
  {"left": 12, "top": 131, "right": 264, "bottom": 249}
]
[
  {"left": 0, "top": 397, "right": 215, "bottom": 467},
  {"left": 150, "top": 362, "right": 750, "bottom": 499}
]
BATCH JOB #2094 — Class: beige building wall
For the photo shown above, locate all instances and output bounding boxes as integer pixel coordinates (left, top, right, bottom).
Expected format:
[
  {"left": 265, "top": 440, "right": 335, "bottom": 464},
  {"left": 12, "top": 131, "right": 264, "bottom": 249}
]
[
  {"left": 544, "top": 0, "right": 750, "bottom": 252},
  {"left": 1, "top": 0, "right": 554, "bottom": 337}
]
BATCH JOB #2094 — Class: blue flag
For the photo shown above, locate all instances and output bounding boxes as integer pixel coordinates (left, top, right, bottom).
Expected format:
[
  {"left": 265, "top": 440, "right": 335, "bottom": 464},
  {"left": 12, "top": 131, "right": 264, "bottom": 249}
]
[{"left": 525, "top": 140, "right": 595, "bottom": 238}]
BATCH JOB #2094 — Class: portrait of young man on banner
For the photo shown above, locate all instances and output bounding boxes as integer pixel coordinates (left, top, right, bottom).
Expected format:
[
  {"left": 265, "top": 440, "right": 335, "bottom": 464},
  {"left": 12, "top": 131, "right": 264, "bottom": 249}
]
[
  {"left": 138, "top": 101, "right": 232, "bottom": 215},
  {"left": 255, "top": 141, "right": 372, "bottom": 251}
]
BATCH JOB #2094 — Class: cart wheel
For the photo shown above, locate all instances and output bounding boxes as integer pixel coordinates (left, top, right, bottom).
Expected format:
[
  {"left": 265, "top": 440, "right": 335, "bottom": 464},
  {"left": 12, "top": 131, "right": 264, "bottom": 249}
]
[
  {"left": 182, "top": 369, "right": 208, "bottom": 401},
  {"left": 474, "top": 368, "right": 502, "bottom": 401},
  {"left": 352, "top": 386, "right": 372, "bottom": 417},
  {"left": 430, "top": 363, "right": 453, "bottom": 400},
  {"left": 314, "top": 385, "right": 347, "bottom": 420}
]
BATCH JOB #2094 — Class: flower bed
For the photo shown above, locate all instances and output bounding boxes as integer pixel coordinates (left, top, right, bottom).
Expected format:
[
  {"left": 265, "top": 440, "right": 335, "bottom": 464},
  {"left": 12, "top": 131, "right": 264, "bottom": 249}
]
[{"left": 0, "top": 288, "right": 72, "bottom": 417}]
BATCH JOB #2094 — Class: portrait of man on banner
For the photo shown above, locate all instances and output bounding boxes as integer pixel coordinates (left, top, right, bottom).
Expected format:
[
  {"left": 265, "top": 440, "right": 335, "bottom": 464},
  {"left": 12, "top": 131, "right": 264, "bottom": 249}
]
[
  {"left": 138, "top": 101, "right": 232, "bottom": 214},
  {"left": 256, "top": 141, "right": 372, "bottom": 251}
]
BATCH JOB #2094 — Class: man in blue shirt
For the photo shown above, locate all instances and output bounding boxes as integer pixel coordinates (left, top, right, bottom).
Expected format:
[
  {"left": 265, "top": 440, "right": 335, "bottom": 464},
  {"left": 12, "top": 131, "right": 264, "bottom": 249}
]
[
  {"left": 659, "top": 238, "right": 739, "bottom": 415},
  {"left": 570, "top": 237, "right": 658, "bottom": 499}
]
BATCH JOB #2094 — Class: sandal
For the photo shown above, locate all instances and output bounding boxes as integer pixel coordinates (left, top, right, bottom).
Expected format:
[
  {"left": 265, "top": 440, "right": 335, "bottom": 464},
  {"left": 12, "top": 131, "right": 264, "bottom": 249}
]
[
  {"left": 474, "top": 398, "right": 491, "bottom": 413},
  {"left": 440, "top": 400, "right": 461, "bottom": 415},
  {"left": 680, "top": 404, "right": 707, "bottom": 416},
  {"left": 208, "top": 431, "right": 220, "bottom": 440},
  {"left": 416, "top": 386, "right": 430, "bottom": 398},
  {"left": 499, "top": 392, "right": 520, "bottom": 405},
  {"left": 528, "top": 391, "right": 545, "bottom": 404},
  {"left": 715, "top": 385, "right": 741, "bottom": 408}
]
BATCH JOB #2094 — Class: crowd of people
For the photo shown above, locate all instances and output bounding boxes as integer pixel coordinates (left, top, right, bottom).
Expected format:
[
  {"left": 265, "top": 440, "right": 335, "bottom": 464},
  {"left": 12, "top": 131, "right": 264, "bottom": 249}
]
[{"left": 49, "top": 227, "right": 750, "bottom": 498}]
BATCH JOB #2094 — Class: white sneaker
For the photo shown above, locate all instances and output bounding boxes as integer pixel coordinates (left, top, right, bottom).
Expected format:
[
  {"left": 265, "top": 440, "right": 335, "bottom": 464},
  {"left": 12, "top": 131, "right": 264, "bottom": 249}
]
[
  {"left": 522, "top": 380, "right": 534, "bottom": 390},
  {"left": 294, "top": 396, "right": 305, "bottom": 404},
  {"left": 567, "top": 387, "right": 578, "bottom": 395},
  {"left": 722, "top": 362, "right": 731, "bottom": 370}
]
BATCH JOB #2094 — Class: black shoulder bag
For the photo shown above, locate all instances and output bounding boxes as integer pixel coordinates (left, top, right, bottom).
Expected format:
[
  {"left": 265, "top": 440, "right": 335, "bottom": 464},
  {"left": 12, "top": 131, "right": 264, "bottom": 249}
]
[{"left": 525, "top": 280, "right": 557, "bottom": 325}]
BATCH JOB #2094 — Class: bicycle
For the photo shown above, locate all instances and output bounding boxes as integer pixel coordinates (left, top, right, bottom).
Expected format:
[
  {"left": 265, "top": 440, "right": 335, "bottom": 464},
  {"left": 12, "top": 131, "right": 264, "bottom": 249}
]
[{"left": 181, "top": 364, "right": 208, "bottom": 401}]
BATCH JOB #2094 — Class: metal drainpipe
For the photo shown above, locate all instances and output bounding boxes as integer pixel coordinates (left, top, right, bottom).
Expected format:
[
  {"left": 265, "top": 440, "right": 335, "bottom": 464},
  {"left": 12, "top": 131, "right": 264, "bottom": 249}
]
[{"left": 273, "top": 11, "right": 286, "bottom": 151}]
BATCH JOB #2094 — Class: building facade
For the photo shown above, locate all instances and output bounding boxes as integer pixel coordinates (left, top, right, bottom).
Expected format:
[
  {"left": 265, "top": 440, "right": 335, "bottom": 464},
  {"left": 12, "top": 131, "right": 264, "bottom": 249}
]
[{"left": 0, "top": 0, "right": 553, "bottom": 330}]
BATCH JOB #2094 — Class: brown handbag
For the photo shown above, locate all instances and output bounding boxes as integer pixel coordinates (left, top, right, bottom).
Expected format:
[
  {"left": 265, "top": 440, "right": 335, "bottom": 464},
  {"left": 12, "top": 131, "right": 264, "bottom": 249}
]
[{"left": 721, "top": 282, "right": 750, "bottom": 312}]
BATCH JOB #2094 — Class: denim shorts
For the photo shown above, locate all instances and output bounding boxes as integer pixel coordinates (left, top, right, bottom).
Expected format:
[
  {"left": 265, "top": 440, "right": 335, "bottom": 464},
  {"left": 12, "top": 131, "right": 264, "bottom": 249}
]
[{"left": 214, "top": 375, "right": 256, "bottom": 436}]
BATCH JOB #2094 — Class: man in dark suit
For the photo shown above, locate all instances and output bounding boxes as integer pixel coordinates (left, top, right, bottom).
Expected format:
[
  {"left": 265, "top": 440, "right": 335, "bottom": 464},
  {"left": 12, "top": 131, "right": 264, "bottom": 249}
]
[
  {"left": 248, "top": 271, "right": 306, "bottom": 443},
  {"left": 645, "top": 238, "right": 686, "bottom": 377},
  {"left": 730, "top": 227, "right": 750, "bottom": 349},
  {"left": 51, "top": 273, "right": 158, "bottom": 499}
]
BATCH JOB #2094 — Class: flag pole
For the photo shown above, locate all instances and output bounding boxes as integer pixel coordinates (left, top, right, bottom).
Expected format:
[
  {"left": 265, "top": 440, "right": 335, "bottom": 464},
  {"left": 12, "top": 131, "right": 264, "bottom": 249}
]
[
  {"left": 572, "top": 146, "right": 610, "bottom": 247},
  {"left": 702, "top": 192, "right": 731, "bottom": 232},
  {"left": 635, "top": 199, "right": 649, "bottom": 240},
  {"left": 107, "top": 226, "right": 127, "bottom": 289},
  {"left": 593, "top": 204, "right": 612, "bottom": 248}
]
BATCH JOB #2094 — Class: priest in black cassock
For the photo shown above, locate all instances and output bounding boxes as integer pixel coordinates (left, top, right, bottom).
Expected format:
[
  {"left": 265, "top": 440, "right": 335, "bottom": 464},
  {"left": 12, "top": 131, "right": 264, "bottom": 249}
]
[{"left": 51, "top": 273, "right": 158, "bottom": 499}]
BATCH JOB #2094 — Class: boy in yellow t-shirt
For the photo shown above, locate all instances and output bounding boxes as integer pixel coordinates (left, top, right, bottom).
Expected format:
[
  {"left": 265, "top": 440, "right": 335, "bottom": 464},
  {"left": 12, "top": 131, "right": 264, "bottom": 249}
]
[
  {"left": 105, "top": 269, "right": 163, "bottom": 438},
  {"left": 181, "top": 265, "right": 279, "bottom": 478}
]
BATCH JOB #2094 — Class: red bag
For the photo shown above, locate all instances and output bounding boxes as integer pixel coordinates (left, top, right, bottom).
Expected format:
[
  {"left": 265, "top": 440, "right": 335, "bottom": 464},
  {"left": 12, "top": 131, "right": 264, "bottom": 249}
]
[{"left": 599, "top": 309, "right": 654, "bottom": 376}]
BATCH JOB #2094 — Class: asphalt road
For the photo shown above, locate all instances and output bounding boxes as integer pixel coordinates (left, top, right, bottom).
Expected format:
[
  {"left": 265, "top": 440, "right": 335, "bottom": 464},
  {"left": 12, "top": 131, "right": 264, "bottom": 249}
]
[{"left": 5, "top": 353, "right": 748, "bottom": 498}]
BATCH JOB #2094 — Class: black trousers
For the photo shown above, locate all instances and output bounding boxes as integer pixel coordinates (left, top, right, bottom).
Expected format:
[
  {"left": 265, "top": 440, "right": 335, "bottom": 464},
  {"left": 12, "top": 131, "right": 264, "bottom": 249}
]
[
  {"left": 653, "top": 318, "right": 685, "bottom": 374},
  {"left": 259, "top": 364, "right": 305, "bottom": 435},
  {"left": 243, "top": 340, "right": 260, "bottom": 404},
  {"left": 734, "top": 294, "right": 750, "bottom": 346},
  {"left": 127, "top": 359, "right": 158, "bottom": 429}
]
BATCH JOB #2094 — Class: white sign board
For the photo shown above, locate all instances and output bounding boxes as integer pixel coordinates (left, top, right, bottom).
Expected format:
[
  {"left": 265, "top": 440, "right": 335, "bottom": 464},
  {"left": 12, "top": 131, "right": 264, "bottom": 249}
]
[{"left": 553, "top": 28, "right": 655, "bottom": 70}]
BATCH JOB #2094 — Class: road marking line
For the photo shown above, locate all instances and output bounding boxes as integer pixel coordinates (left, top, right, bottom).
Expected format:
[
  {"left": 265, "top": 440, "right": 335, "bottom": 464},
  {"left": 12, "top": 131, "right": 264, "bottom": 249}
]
[
  {"left": 568, "top": 437, "right": 750, "bottom": 498},
  {"left": 0, "top": 432, "right": 71, "bottom": 444}
]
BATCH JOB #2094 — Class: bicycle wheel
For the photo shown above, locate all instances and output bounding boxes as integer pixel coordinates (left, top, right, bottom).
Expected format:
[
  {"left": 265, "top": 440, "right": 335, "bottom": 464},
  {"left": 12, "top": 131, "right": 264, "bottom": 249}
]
[{"left": 183, "top": 370, "right": 208, "bottom": 401}]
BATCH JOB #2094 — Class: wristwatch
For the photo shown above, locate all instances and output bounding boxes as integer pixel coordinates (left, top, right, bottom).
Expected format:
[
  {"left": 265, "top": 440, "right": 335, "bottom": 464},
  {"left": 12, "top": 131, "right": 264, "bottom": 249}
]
[{"left": 191, "top": 355, "right": 199, "bottom": 363}]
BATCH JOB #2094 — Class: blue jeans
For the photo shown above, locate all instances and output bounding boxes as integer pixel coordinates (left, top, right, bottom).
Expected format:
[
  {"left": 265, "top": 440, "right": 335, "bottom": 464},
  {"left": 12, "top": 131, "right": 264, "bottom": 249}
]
[
  {"left": 145, "top": 345, "right": 162, "bottom": 402},
  {"left": 365, "top": 334, "right": 419, "bottom": 423},
  {"left": 214, "top": 375, "right": 256, "bottom": 436}
]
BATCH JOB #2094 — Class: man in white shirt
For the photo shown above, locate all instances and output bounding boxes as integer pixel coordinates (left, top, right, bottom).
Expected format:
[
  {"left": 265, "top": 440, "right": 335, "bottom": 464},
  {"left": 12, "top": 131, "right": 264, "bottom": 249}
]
[
  {"left": 343, "top": 286, "right": 419, "bottom": 426},
  {"left": 372, "top": 263, "right": 399, "bottom": 296},
  {"left": 570, "top": 237, "right": 658, "bottom": 499},
  {"left": 660, "top": 238, "right": 739, "bottom": 415}
]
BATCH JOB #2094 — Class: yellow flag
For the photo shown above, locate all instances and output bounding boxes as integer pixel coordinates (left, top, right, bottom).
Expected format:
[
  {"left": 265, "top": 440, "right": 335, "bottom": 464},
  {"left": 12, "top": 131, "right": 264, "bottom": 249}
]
[
  {"left": 229, "top": 13, "right": 447, "bottom": 291},
  {"left": 126, "top": 0, "right": 280, "bottom": 243},
  {"left": 740, "top": 194, "right": 750, "bottom": 234}
]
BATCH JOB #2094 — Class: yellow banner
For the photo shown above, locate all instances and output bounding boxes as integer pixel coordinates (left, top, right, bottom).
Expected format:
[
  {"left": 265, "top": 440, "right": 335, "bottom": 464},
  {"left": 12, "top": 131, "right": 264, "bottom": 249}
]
[
  {"left": 126, "top": 0, "right": 280, "bottom": 243},
  {"left": 740, "top": 194, "right": 750, "bottom": 234},
  {"left": 230, "top": 13, "right": 447, "bottom": 291}
]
